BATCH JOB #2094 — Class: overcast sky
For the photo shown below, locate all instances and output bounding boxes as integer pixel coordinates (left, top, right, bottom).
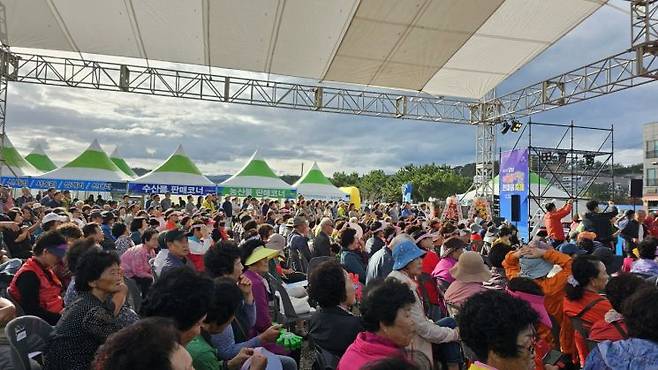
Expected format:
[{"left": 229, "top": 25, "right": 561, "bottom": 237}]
[{"left": 6, "top": 0, "right": 652, "bottom": 177}]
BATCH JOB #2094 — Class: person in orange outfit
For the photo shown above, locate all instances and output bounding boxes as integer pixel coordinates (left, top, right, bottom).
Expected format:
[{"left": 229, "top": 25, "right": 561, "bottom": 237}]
[
  {"left": 503, "top": 243, "right": 574, "bottom": 357},
  {"left": 563, "top": 255, "right": 612, "bottom": 367},
  {"left": 544, "top": 199, "right": 573, "bottom": 246}
]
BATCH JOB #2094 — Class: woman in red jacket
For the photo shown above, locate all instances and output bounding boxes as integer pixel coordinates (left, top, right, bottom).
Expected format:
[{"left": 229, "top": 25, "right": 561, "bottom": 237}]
[
  {"left": 8, "top": 230, "right": 68, "bottom": 325},
  {"left": 589, "top": 273, "right": 647, "bottom": 342},
  {"left": 563, "top": 255, "right": 611, "bottom": 366}
]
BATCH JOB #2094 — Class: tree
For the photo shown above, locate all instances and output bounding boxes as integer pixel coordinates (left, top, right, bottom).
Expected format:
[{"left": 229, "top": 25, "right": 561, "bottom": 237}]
[{"left": 331, "top": 171, "right": 360, "bottom": 188}]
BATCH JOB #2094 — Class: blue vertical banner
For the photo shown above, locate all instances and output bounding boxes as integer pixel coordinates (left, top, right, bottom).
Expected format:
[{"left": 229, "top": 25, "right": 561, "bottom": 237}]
[
  {"left": 499, "top": 149, "right": 530, "bottom": 241},
  {"left": 402, "top": 183, "right": 413, "bottom": 203}
]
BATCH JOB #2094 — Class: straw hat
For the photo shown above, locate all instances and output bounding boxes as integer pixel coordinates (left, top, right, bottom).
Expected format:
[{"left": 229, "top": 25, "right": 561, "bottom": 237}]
[{"left": 450, "top": 251, "right": 491, "bottom": 283}]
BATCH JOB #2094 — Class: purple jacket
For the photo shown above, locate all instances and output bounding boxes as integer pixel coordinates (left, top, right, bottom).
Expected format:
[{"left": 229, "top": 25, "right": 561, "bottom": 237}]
[
  {"left": 432, "top": 256, "right": 457, "bottom": 283},
  {"left": 243, "top": 269, "right": 271, "bottom": 335}
]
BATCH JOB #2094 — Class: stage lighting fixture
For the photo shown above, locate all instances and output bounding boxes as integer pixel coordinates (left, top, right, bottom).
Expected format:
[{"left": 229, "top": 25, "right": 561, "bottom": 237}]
[
  {"left": 510, "top": 119, "right": 523, "bottom": 132},
  {"left": 558, "top": 152, "right": 567, "bottom": 163},
  {"left": 540, "top": 151, "right": 553, "bottom": 163},
  {"left": 585, "top": 155, "right": 595, "bottom": 166},
  {"left": 500, "top": 120, "right": 511, "bottom": 135}
]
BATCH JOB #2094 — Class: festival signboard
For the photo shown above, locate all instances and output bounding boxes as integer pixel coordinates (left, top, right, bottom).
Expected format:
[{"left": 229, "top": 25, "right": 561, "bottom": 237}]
[
  {"left": 218, "top": 186, "right": 296, "bottom": 199},
  {"left": 128, "top": 183, "right": 216, "bottom": 195},
  {"left": 499, "top": 148, "right": 530, "bottom": 241}
]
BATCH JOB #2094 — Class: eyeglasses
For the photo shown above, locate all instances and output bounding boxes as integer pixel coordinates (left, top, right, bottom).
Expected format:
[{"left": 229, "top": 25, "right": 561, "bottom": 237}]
[{"left": 516, "top": 326, "right": 538, "bottom": 356}]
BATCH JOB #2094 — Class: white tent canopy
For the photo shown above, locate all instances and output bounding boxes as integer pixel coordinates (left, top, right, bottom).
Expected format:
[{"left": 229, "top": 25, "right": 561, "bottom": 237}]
[
  {"left": 132, "top": 145, "right": 214, "bottom": 186},
  {"left": 293, "top": 162, "right": 348, "bottom": 200},
  {"left": 5, "top": 0, "right": 603, "bottom": 99}
]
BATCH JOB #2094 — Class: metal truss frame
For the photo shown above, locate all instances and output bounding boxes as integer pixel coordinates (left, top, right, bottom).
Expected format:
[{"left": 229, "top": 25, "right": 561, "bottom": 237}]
[
  {"left": 4, "top": 51, "right": 479, "bottom": 125},
  {"left": 510, "top": 120, "right": 614, "bottom": 217},
  {"left": 474, "top": 124, "right": 497, "bottom": 200}
]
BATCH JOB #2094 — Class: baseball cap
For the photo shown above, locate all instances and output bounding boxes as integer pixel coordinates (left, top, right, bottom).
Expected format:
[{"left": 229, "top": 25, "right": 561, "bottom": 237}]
[
  {"left": 165, "top": 229, "right": 187, "bottom": 244},
  {"left": 42, "top": 213, "right": 67, "bottom": 226}
]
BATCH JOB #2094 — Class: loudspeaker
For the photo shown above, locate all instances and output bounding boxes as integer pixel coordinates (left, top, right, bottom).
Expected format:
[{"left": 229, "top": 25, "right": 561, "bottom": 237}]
[
  {"left": 630, "top": 179, "right": 643, "bottom": 198},
  {"left": 511, "top": 194, "right": 521, "bottom": 222}
]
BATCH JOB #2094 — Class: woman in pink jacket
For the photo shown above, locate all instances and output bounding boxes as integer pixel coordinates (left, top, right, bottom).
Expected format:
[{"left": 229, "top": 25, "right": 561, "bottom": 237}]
[{"left": 338, "top": 278, "right": 418, "bottom": 370}]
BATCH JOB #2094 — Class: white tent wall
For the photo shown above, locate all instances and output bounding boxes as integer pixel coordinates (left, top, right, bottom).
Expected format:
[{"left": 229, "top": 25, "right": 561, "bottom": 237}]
[{"left": 293, "top": 183, "right": 349, "bottom": 201}]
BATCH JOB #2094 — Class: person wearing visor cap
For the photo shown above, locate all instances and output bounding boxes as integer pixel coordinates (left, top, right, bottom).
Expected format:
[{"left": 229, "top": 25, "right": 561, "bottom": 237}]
[
  {"left": 432, "top": 237, "right": 467, "bottom": 286},
  {"left": 388, "top": 241, "right": 460, "bottom": 368},
  {"left": 187, "top": 221, "right": 212, "bottom": 272},
  {"left": 8, "top": 230, "right": 68, "bottom": 325},
  {"left": 164, "top": 209, "right": 181, "bottom": 231},
  {"left": 240, "top": 239, "right": 296, "bottom": 360}
]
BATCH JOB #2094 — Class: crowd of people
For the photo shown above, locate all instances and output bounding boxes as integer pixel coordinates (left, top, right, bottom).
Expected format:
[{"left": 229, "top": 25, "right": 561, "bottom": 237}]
[{"left": 0, "top": 187, "right": 657, "bottom": 369}]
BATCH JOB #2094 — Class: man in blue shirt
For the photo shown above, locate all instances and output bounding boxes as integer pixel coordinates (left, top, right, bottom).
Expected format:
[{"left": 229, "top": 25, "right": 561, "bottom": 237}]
[{"left": 161, "top": 229, "right": 194, "bottom": 276}]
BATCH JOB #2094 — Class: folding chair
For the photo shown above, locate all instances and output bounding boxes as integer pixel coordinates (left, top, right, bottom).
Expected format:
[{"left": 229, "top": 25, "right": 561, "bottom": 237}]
[
  {"left": 5, "top": 315, "right": 54, "bottom": 370},
  {"left": 268, "top": 276, "right": 313, "bottom": 328},
  {"left": 123, "top": 277, "right": 142, "bottom": 312},
  {"left": 312, "top": 346, "right": 339, "bottom": 370}
]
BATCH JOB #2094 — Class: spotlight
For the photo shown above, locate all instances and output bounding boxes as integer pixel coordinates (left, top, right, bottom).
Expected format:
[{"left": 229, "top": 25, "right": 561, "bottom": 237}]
[
  {"left": 558, "top": 152, "right": 567, "bottom": 164},
  {"left": 510, "top": 119, "right": 523, "bottom": 133},
  {"left": 540, "top": 151, "right": 553, "bottom": 163},
  {"left": 500, "top": 120, "right": 511, "bottom": 135},
  {"left": 585, "top": 155, "right": 595, "bottom": 166}
]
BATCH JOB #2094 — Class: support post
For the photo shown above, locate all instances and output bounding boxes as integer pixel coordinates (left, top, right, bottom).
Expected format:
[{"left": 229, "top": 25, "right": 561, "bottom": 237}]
[
  {"left": 474, "top": 123, "right": 496, "bottom": 204},
  {"left": 0, "top": 45, "right": 12, "bottom": 179}
]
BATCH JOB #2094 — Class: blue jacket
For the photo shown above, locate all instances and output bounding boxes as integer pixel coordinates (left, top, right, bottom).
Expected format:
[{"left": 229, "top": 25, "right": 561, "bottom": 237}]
[
  {"left": 365, "top": 246, "right": 393, "bottom": 285},
  {"left": 340, "top": 249, "right": 366, "bottom": 284},
  {"left": 584, "top": 338, "right": 658, "bottom": 370}
]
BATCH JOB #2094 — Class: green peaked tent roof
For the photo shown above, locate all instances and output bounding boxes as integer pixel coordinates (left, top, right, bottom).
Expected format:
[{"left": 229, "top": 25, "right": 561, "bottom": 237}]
[
  {"left": 293, "top": 162, "right": 348, "bottom": 200},
  {"left": 233, "top": 151, "right": 280, "bottom": 178},
  {"left": 24, "top": 144, "right": 57, "bottom": 172},
  {"left": 63, "top": 139, "right": 122, "bottom": 170},
  {"left": 39, "top": 139, "right": 130, "bottom": 181},
  {"left": 219, "top": 151, "right": 294, "bottom": 195},
  {"left": 110, "top": 147, "right": 137, "bottom": 178},
  {"left": 150, "top": 145, "right": 203, "bottom": 175},
  {"left": 0, "top": 136, "right": 41, "bottom": 177},
  {"left": 295, "top": 162, "right": 334, "bottom": 185},
  {"left": 133, "top": 145, "right": 214, "bottom": 186}
]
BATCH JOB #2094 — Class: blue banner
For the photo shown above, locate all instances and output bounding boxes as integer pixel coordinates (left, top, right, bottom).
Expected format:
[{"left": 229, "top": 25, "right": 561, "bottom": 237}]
[
  {"left": 1, "top": 177, "right": 126, "bottom": 192},
  {"left": 499, "top": 149, "right": 529, "bottom": 241},
  {"left": 129, "top": 183, "right": 216, "bottom": 195},
  {"left": 402, "top": 183, "right": 413, "bottom": 203}
]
